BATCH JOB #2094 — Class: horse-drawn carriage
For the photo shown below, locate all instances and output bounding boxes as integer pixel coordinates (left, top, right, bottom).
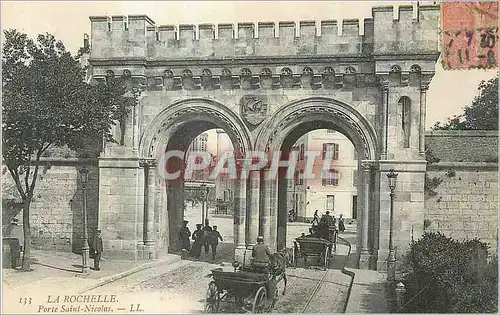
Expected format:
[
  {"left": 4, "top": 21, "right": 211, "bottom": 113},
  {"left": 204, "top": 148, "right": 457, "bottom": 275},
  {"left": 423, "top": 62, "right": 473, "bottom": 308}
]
[
  {"left": 293, "top": 227, "right": 337, "bottom": 270},
  {"left": 205, "top": 268, "right": 283, "bottom": 313},
  {"left": 205, "top": 250, "right": 290, "bottom": 313}
]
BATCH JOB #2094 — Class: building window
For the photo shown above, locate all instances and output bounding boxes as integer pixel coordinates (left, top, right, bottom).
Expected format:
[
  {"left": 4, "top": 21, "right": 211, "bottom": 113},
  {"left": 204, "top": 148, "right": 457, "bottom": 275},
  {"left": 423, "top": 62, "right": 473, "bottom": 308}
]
[
  {"left": 352, "top": 170, "right": 358, "bottom": 187},
  {"left": 352, "top": 195, "right": 358, "bottom": 219},
  {"left": 326, "top": 195, "right": 335, "bottom": 212},
  {"left": 400, "top": 96, "right": 412, "bottom": 148},
  {"left": 322, "top": 169, "right": 339, "bottom": 186},
  {"left": 322, "top": 143, "right": 339, "bottom": 160},
  {"left": 299, "top": 144, "right": 305, "bottom": 161},
  {"left": 294, "top": 170, "right": 304, "bottom": 186}
]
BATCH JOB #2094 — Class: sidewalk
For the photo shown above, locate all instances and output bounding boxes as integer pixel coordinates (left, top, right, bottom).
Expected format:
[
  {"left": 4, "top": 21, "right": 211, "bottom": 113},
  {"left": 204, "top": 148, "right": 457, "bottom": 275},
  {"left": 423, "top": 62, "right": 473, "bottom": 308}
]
[
  {"left": 345, "top": 268, "right": 389, "bottom": 313},
  {"left": 3, "top": 249, "right": 181, "bottom": 296}
]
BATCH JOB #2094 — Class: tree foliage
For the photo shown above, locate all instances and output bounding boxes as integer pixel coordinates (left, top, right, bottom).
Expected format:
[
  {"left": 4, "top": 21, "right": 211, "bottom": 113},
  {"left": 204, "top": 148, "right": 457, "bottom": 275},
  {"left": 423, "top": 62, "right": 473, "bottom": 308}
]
[
  {"left": 2, "top": 29, "right": 133, "bottom": 270},
  {"left": 432, "top": 76, "right": 498, "bottom": 130},
  {"left": 402, "top": 232, "right": 498, "bottom": 313}
]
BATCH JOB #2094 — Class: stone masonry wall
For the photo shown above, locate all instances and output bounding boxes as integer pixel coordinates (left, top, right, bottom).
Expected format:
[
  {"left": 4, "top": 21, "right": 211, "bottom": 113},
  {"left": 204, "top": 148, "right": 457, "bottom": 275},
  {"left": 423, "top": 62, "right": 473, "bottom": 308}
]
[
  {"left": 2, "top": 159, "right": 99, "bottom": 253},
  {"left": 426, "top": 130, "right": 498, "bottom": 162},
  {"left": 425, "top": 131, "right": 498, "bottom": 252}
]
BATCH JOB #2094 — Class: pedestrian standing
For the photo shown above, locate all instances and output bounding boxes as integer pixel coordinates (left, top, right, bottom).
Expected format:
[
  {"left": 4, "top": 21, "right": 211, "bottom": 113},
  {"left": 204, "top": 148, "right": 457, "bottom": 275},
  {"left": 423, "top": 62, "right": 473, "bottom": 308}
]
[
  {"left": 202, "top": 220, "right": 213, "bottom": 255},
  {"left": 9, "top": 218, "right": 23, "bottom": 268},
  {"left": 91, "top": 229, "right": 103, "bottom": 271},
  {"left": 338, "top": 214, "right": 346, "bottom": 233},
  {"left": 312, "top": 210, "right": 320, "bottom": 227},
  {"left": 208, "top": 226, "right": 223, "bottom": 260},
  {"left": 190, "top": 224, "right": 203, "bottom": 259},
  {"left": 179, "top": 220, "right": 191, "bottom": 251}
]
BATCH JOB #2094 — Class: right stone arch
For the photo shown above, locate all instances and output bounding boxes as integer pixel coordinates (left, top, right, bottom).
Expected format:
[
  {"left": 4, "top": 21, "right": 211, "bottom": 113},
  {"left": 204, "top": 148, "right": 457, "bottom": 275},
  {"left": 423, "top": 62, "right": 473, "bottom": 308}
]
[{"left": 255, "top": 97, "right": 381, "bottom": 268}]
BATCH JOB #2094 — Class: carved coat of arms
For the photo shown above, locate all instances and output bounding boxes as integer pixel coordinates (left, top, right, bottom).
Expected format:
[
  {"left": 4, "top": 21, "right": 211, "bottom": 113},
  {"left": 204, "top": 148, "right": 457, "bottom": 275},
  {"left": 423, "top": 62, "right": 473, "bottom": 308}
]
[{"left": 240, "top": 95, "right": 268, "bottom": 126}]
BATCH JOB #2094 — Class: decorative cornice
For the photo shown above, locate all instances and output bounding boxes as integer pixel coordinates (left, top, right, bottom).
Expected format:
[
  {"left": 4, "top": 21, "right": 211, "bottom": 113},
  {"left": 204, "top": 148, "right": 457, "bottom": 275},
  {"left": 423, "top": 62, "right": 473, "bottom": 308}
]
[
  {"left": 139, "top": 159, "right": 158, "bottom": 168},
  {"left": 372, "top": 53, "right": 440, "bottom": 61},
  {"left": 89, "top": 55, "right": 374, "bottom": 67}
]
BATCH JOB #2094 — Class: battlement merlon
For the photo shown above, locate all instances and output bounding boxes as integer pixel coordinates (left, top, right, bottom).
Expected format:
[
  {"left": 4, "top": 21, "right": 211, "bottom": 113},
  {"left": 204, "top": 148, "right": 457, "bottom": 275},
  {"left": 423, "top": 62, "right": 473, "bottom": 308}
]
[
  {"left": 372, "top": 4, "right": 440, "bottom": 55},
  {"left": 89, "top": 4, "right": 440, "bottom": 60}
]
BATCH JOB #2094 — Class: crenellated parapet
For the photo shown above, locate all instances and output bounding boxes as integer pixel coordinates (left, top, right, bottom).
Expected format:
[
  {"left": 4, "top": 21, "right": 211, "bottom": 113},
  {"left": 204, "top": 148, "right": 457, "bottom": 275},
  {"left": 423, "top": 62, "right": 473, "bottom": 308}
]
[
  {"left": 372, "top": 4, "right": 440, "bottom": 56},
  {"left": 89, "top": 4, "right": 439, "bottom": 61}
]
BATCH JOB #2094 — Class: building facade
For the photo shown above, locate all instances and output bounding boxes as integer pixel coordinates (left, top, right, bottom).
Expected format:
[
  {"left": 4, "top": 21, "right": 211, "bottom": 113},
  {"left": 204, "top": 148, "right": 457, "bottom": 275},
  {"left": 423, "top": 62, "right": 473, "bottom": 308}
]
[{"left": 289, "top": 130, "right": 357, "bottom": 222}]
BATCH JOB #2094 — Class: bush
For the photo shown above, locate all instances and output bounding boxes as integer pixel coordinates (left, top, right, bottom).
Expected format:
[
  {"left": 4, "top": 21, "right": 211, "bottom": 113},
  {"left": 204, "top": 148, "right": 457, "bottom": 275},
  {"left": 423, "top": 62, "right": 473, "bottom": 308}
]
[{"left": 401, "top": 232, "right": 498, "bottom": 313}]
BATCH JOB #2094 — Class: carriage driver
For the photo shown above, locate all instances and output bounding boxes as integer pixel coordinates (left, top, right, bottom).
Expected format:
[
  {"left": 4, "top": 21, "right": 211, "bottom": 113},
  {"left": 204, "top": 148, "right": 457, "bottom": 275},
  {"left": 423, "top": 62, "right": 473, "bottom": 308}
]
[{"left": 251, "top": 236, "right": 273, "bottom": 274}]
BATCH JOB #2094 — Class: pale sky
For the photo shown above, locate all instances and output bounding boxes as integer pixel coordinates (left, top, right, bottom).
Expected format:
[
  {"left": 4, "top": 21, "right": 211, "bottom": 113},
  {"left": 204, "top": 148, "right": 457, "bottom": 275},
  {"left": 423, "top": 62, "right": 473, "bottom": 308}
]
[{"left": 1, "top": 1, "right": 497, "bottom": 129}]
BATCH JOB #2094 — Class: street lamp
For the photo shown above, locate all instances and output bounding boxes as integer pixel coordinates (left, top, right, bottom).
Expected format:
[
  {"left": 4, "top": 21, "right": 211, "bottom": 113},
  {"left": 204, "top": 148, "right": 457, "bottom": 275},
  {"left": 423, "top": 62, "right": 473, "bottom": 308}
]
[
  {"left": 204, "top": 185, "right": 210, "bottom": 224},
  {"left": 80, "top": 168, "right": 90, "bottom": 275},
  {"left": 200, "top": 183, "right": 207, "bottom": 225},
  {"left": 386, "top": 169, "right": 398, "bottom": 283}
]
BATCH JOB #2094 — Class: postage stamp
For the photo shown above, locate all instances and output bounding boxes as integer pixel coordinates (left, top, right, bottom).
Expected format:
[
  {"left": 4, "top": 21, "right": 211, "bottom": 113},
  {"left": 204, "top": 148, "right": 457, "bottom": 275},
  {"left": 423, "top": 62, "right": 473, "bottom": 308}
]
[
  {"left": 1, "top": 1, "right": 498, "bottom": 314},
  {"left": 441, "top": 2, "right": 499, "bottom": 69}
]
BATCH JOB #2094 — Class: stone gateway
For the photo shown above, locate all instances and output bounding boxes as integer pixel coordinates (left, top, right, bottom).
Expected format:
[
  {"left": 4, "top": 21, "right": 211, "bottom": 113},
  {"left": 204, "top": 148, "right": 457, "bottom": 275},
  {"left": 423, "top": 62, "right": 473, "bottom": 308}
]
[{"left": 88, "top": 4, "right": 440, "bottom": 270}]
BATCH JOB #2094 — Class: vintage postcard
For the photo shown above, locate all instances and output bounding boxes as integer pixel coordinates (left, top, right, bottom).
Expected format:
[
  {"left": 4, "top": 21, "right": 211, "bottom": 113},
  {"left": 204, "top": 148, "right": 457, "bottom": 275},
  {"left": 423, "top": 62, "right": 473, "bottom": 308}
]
[{"left": 2, "top": 1, "right": 498, "bottom": 314}]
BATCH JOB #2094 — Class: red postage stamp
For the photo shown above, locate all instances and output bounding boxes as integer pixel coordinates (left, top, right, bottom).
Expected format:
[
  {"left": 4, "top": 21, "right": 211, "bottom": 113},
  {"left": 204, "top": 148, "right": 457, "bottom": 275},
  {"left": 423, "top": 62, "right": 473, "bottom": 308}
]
[{"left": 441, "top": 2, "right": 499, "bottom": 70}]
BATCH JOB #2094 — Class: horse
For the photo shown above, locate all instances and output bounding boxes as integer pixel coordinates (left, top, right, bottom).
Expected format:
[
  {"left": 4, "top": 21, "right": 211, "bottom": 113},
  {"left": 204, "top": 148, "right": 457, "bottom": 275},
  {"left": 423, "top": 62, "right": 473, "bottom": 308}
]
[{"left": 270, "top": 247, "right": 294, "bottom": 295}]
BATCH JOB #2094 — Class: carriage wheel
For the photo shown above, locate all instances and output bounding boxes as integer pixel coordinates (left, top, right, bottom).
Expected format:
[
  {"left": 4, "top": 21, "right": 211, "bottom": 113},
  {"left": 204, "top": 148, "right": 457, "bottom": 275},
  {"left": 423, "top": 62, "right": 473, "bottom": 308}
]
[
  {"left": 252, "top": 286, "right": 267, "bottom": 313},
  {"left": 204, "top": 281, "right": 220, "bottom": 313}
]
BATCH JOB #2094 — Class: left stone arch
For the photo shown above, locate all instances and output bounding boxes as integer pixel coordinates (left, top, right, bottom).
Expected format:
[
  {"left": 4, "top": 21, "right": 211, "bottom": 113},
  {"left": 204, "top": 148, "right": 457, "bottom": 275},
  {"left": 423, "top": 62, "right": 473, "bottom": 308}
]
[
  {"left": 138, "top": 97, "right": 253, "bottom": 254},
  {"left": 139, "top": 97, "right": 253, "bottom": 159}
]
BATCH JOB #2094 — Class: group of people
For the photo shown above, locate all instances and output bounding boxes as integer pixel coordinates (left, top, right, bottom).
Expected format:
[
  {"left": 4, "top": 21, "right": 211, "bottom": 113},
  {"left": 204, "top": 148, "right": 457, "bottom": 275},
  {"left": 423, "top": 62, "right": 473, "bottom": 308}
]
[
  {"left": 311, "top": 210, "right": 345, "bottom": 232},
  {"left": 179, "top": 219, "right": 223, "bottom": 260},
  {"left": 302, "top": 210, "right": 346, "bottom": 241}
]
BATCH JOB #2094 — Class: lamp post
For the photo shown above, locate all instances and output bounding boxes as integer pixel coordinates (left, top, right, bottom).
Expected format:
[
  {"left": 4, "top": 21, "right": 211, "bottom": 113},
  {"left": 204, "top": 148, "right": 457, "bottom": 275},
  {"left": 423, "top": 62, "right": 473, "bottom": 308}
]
[
  {"left": 200, "top": 183, "right": 207, "bottom": 225},
  {"left": 204, "top": 185, "right": 210, "bottom": 224},
  {"left": 80, "top": 168, "right": 90, "bottom": 275},
  {"left": 386, "top": 169, "right": 398, "bottom": 283}
]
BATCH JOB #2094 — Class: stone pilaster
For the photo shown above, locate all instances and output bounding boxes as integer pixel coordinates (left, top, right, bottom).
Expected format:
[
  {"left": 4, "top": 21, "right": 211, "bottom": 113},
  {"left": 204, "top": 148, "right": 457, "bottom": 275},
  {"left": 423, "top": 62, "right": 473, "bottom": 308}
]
[
  {"left": 246, "top": 170, "right": 260, "bottom": 247},
  {"left": 419, "top": 84, "right": 428, "bottom": 156},
  {"left": 233, "top": 176, "right": 248, "bottom": 265},
  {"left": 139, "top": 159, "right": 157, "bottom": 259},
  {"left": 381, "top": 84, "right": 389, "bottom": 159},
  {"left": 132, "top": 88, "right": 141, "bottom": 152},
  {"left": 260, "top": 169, "right": 273, "bottom": 248},
  {"left": 359, "top": 160, "right": 373, "bottom": 269}
]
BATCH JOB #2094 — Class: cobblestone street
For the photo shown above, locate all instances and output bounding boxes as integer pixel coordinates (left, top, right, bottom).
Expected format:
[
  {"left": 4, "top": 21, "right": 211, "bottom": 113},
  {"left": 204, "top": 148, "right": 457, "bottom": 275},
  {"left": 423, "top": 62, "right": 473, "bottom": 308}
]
[
  {"left": 86, "top": 244, "right": 352, "bottom": 313},
  {"left": 83, "top": 205, "right": 355, "bottom": 313}
]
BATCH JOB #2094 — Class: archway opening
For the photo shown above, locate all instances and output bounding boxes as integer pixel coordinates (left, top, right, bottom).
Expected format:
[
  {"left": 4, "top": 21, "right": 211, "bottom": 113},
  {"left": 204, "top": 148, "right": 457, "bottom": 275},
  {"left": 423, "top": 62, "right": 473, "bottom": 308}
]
[
  {"left": 275, "top": 121, "right": 365, "bottom": 269},
  {"left": 160, "top": 121, "right": 240, "bottom": 262},
  {"left": 178, "top": 127, "right": 237, "bottom": 261}
]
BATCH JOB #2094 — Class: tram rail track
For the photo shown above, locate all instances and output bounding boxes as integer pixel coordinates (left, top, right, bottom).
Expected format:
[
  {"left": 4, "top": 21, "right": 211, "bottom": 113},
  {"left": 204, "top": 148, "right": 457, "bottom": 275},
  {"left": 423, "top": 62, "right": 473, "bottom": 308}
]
[{"left": 285, "top": 235, "right": 355, "bottom": 314}]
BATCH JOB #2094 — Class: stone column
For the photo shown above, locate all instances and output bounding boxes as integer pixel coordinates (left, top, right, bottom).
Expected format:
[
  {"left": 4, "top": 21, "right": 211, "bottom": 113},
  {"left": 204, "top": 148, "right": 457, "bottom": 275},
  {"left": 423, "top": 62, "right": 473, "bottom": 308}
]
[
  {"left": 132, "top": 88, "right": 141, "bottom": 152},
  {"left": 233, "top": 176, "right": 247, "bottom": 264},
  {"left": 381, "top": 85, "right": 389, "bottom": 159},
  {"left": 246, "top": 170, "right": 260, "bottom": 247},
  {"left": 260, "top": 169, "right": 273, "bottom": 245},
  {"left": 140, "top": 159, "right": 157, "bottom": 259},
  {"left": 419, "top": 85, "right": 428, "bottom": 156},
  {"left": 359, "top": 160, "right": 372, "bottom": 269}
]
